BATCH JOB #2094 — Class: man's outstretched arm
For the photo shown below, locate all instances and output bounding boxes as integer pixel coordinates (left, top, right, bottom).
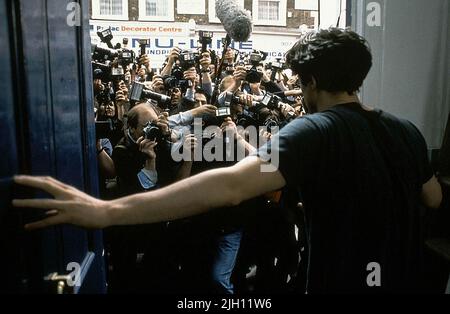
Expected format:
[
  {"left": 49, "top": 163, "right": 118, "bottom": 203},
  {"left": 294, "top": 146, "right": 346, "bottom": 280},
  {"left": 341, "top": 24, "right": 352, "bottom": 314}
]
[{"left": 13, "top": 156, "right": 286, "bottom": 230}]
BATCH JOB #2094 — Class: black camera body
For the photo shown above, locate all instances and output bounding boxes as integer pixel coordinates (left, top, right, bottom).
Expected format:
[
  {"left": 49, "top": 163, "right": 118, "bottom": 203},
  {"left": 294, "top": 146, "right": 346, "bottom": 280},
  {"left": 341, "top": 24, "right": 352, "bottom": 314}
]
[
  {"left": 130, "top": 82, "right": 171, "bottom": 108},
  {"left": 95, "top": 119, "right": 120, "bottom": 140},
  {"left": 118, "top": 49, "right": 135, "bottom": 67},
  {"left": 92, "top": 59, "right": 126, "bottom": 83},
  {"left": 211, "top": 91, "right": 234, "bottom": 125},
  {"left": 92, "top": 62, "right": 113, "bottom": 82},
  {"left": 260, "top": 93, "right": 282, "bottom": 110},
  {"left": 179, "top": 50, "right": 199, "bottom": 71},
  {"left": 265, "top": 58, "right": 287, "bottom": 81},
  {"left": 245, "top": 51, "right": 268, "bottom": 83},
  {"left": 143, "top": 121, "right": 163, "bottom": 143},
  {"left": 265, "top": 58, "right": 286, "bottom": 71},
  {"left": 162, "top": 50, "right": 201, "bottom": 91},
  {"left": 163, "top": 72, "right": 191, "bottom": 91},
  {"left": 111, "top": 65, "right": 125, "bottom": 82},
  {"left": 163, "top": 60, "right": 194, "bottom": 90}
]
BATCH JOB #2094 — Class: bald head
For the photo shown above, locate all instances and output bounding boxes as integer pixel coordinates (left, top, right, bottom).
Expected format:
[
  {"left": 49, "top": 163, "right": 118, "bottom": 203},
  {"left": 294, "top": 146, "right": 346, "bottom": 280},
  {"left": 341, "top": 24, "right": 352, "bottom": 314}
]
[{"left": 128, "top": 103, "right": 159, "bottom": 140}]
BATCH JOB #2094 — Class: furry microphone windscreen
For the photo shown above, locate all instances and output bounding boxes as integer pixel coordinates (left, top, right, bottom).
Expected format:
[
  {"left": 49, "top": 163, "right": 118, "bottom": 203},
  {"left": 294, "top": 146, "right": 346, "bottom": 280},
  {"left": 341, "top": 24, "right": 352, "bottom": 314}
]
[{"left": 215, "top": 0, "right": 253, "bottom": 42}]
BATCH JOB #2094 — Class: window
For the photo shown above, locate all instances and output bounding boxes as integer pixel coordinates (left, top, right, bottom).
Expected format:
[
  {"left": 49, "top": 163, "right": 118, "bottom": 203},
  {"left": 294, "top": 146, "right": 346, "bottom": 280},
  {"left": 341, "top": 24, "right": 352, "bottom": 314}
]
[
  {"left": 139, "top": 0, "right": 174, "bottom": 21},
  {"left": 258, "top": 1, "right": 279, "bottom": 20},
  {"left": 208, "top": 0, "right": 245, "bottom": 24},
  {"left": 252, "top": 0, "right": 287, "bottom": 26},
  {"left": 91, "top": 0, "right": 129, "bottom": 20}
]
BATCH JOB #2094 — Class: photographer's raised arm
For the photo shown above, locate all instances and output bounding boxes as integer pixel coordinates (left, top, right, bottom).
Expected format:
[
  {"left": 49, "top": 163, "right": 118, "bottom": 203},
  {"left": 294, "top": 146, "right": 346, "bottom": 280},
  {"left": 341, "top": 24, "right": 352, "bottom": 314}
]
[{"left": 13, "top": 156, "right": 286, "bottom": 230}]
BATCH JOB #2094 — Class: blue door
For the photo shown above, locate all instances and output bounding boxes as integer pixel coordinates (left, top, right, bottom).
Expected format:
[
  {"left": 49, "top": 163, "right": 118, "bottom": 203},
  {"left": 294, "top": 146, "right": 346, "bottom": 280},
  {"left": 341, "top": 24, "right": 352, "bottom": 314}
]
[{"left": 0, "top": 0, "right": 106, "bottom": 293}]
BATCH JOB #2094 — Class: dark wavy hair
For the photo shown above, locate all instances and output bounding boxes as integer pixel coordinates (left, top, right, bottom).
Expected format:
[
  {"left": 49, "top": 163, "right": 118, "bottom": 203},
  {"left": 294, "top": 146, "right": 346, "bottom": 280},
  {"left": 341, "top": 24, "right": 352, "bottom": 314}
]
[{"left": 285, "top": 28, "right": 372, "bottom": 94}]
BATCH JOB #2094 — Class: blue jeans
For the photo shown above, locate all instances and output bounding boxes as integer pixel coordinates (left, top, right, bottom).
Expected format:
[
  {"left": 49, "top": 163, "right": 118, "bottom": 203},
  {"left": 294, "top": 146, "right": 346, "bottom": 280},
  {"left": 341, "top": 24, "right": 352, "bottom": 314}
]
[{"left": 210, "top": 229, "right": 243, "bottom": 294}]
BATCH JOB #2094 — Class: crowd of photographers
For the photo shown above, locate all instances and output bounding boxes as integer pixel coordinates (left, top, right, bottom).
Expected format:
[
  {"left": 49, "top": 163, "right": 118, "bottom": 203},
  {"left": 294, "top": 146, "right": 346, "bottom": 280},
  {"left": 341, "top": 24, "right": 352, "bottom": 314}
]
[{"left": 92, "top": 29, "right": 307, "bottom": 294}]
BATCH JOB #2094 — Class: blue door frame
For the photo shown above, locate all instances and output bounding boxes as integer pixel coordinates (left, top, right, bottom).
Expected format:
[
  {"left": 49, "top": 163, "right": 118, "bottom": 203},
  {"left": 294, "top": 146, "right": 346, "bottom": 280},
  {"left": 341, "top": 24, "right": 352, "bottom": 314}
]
[{"left": 0, "top": 0, "right": 106, "bottom": 293}]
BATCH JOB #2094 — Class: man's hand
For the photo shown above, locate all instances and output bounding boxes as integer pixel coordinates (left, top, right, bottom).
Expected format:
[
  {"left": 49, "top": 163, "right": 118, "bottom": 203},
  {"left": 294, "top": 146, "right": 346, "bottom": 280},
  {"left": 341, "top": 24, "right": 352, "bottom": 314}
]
[
  {"left": 233, "top": 66, "right": 247, "bottom": 85},
  {"left": 220, "top": 118, "right": 239, "bottom": 140},
  {"left": 168, "top": 47, "right": 181, "bottom": 65},
  {"left": 138, "top": 66, "right": 148, "bottom": 80},
  {"left": 287, "top": 75, "right": 299, "bottom": 89},
  {"left": 191, "top": 105, "right": 217, "bottom": 118},
  {"left": 183, "top": 134, "right": 198, "bottom": 159},
  {"left": 118, "top": 81, "right": 129, "bottom": 96},
  {"left": 12, "top": 176, "right": 110, "bottom": 230},
  {"left": 239, "top": 94, "right": 255, "bottom": 108},
  {"left": 257, "top": 66, "right": 270, "bottom": 83},
  {"left": 139, "top": 54, "right": 151, "bottom": 70},
  {"left": 280, "top": 103, "right": 296, "bottom": 118},
  {"left": 137, "top": 137, "right": 158, "bottom": 160},
  {"left": 157, "top": 112, "right": 171, "bottom": 136},
  {"left": 183, "top": 67, "right": 197, "bottom": 87},
  {"left": 284, "top": 89, "right": 302, "bottom": 97},
  {"left": 151, "top": 76, "right": 165, "bottom": 94},
  {"left": 115, "top": 90, "right": 128, "bottom": 106},
  {"left": 199, "top": 52, "right": 212, "bottom": 72}
]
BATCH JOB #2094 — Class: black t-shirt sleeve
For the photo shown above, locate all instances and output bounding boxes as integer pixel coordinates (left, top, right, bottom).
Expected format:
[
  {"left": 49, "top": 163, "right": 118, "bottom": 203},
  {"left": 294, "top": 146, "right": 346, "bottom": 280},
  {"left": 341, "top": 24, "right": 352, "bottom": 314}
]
[
  {"left": 406, "top": 121, "right": 434, "bottom": 184},
  {"left": 253, "top": 117, "right": 321, "bottom": 186}
]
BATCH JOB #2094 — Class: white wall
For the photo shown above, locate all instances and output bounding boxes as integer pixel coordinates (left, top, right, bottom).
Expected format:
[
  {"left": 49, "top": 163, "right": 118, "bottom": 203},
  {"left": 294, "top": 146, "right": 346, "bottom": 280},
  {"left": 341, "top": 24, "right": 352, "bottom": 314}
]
[
  {"left": 352, "top": 0, "right": 450, "bottom": 149},
  {"left": 320, "top": 0, "right": 347, "bottom": 29}
]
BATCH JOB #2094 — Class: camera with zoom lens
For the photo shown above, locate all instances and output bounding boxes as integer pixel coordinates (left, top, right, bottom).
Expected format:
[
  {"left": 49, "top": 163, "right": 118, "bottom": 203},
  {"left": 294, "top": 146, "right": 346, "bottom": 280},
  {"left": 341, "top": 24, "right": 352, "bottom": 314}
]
[
  {"left": 130, "top": 82, "right": 171, "bottom": 109},
  {"left": 92, "top": 44, "right": 119, "bottom": 62}
]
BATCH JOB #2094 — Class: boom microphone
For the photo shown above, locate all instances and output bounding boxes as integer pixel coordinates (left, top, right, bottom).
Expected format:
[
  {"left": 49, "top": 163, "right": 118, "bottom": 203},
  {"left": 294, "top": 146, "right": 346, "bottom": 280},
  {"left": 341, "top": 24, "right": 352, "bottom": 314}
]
[{"left": 215, "top": 0, "right": 253, "bottom": 42}]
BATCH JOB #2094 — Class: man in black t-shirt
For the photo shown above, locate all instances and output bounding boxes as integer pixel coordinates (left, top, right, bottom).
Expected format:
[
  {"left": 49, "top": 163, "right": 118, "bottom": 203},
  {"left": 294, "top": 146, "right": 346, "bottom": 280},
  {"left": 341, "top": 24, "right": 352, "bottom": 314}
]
[{"left": 14, "top": 28, "right": 443, "bottom": 293}]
